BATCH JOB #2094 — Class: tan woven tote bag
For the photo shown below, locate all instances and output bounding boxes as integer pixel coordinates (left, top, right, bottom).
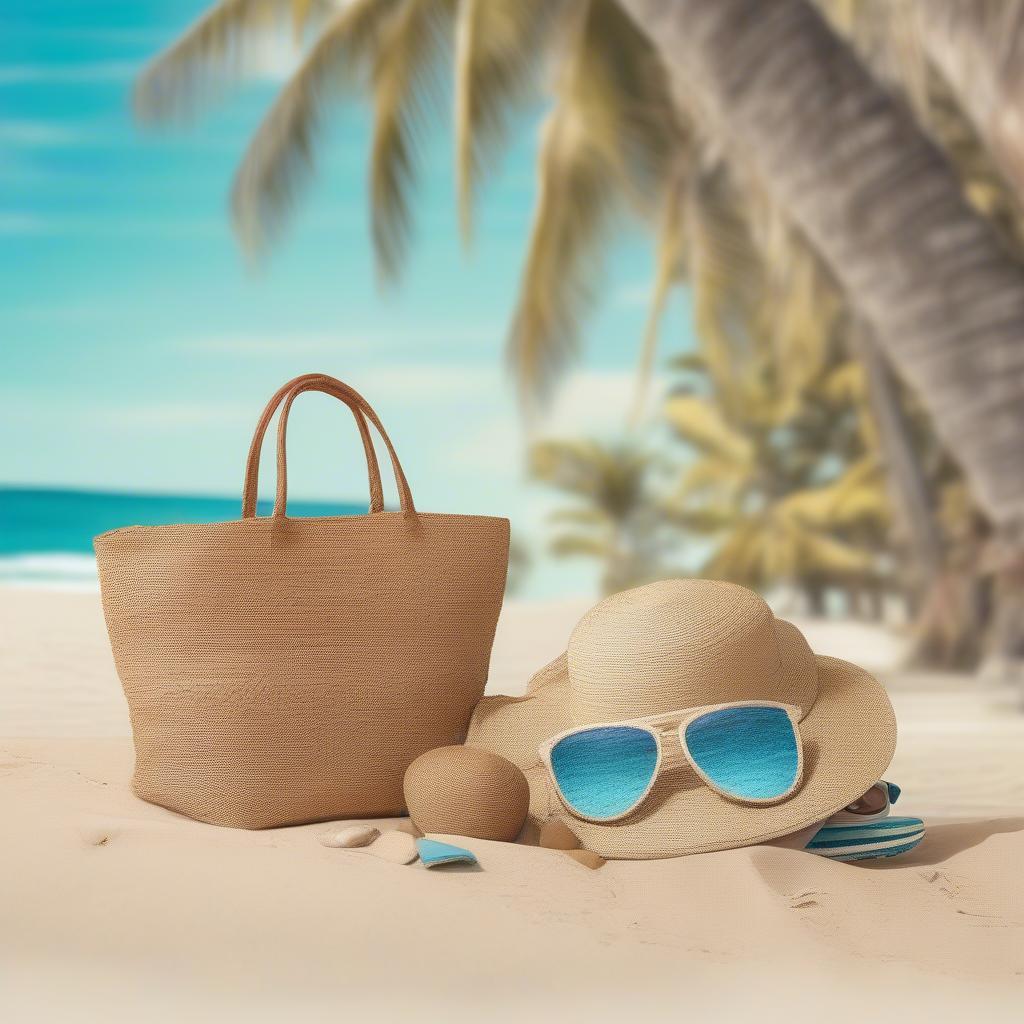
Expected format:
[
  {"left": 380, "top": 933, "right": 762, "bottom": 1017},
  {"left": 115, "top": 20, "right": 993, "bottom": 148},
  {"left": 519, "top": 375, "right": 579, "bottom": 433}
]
[{"left": 95, "top": 372, "right": 509, "bottom": 829}]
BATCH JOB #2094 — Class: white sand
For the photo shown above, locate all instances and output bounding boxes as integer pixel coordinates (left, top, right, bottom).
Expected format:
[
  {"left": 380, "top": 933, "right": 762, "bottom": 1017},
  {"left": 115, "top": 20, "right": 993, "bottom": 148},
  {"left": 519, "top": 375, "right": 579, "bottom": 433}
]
[{"left": 2, "top": 589, "right": 1023, "bottom": 1021}]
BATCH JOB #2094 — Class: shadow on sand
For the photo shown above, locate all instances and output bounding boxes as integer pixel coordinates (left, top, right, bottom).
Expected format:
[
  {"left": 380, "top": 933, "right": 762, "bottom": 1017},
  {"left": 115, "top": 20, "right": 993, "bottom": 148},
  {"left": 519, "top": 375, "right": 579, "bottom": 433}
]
[{"left": 860, "top": 816, "right": 1024, "bottom": 868}]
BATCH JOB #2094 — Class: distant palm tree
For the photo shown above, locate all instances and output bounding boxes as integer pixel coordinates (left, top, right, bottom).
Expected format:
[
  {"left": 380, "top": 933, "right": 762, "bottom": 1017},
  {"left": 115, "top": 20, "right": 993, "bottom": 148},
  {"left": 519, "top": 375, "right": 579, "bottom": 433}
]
[
  {"left": 662, "top": 348, "right": 891, "bottom": 614},
  {"left": 528, "top": 438, "right": 671, "bottom": 594}
]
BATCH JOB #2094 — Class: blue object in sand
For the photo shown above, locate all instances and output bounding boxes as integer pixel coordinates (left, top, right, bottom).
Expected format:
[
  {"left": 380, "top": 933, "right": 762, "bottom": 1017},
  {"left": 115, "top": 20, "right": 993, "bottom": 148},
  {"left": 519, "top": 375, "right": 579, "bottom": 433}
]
[
  {"left": 416, "top": 838, "right": 479, "bottom": 868},
  {"left": 806, "top": 816, "right": 926, "bottom": 861}
]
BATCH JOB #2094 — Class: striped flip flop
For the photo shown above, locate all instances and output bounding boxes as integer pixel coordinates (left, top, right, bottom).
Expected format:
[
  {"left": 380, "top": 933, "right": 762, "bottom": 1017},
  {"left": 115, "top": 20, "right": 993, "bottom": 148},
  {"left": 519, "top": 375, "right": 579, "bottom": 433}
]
[{"left": 806, "top": 815, "right": 926, "bottom": 862}]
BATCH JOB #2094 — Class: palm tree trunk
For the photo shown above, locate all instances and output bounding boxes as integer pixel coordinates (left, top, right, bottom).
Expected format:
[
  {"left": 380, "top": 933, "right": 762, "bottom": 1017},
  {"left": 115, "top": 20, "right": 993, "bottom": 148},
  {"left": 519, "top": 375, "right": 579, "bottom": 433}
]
[
  {"left": 914, "top": 0, "right": 1024, "bottom": 202},
  {"left": 617, "top": 0, "right": 1024, "bottom": 533},
  {"left": 853, "top": 325, "right": 944, "bottom": 583}
]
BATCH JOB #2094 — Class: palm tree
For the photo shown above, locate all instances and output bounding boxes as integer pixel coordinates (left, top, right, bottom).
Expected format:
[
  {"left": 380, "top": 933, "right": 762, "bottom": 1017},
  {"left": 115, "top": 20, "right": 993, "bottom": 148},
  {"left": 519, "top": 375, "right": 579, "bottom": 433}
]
[
  {"left": 614, "top": 0, "right": 1024, "bottom": 537},
  {"left": 528, "top": 438, "right": 672, "bottom": 594}
]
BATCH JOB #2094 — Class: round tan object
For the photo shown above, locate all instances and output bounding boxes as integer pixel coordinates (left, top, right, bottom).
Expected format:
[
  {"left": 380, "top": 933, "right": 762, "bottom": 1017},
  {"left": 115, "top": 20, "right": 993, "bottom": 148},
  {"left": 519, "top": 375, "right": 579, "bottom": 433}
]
[{"left": 404, "top": 746, "right": 530, "bottom": 842}]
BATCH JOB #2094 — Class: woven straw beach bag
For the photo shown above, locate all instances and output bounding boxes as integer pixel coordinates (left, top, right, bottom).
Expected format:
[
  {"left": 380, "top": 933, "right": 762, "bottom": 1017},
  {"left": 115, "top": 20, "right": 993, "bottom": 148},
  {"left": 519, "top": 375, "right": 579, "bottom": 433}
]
[{"left": 95, "top": 373, "right": 509, "bottom": 828}]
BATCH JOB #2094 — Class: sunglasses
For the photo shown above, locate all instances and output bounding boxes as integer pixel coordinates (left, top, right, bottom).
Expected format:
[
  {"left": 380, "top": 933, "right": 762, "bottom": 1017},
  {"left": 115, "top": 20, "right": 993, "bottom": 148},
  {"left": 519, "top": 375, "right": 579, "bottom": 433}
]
[{"left": 539, "top": 701, "right": 804, "bottom": 823}]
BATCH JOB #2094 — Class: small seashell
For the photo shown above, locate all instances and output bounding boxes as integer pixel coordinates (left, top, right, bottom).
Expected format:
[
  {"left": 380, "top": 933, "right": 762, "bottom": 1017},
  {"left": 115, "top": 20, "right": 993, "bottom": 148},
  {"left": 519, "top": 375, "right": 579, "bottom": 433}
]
[
  {"left": 564, "top": 849, "right": 606, "bottom": 870},
  {"left": 539, "top": 820, "right": 581, "bottom": 851},
  {"left": 363, "top": 830, "right": 419, "bottom": 865},
  {"left": 319, "top": 824, "right": 380, "bottom": 849}
]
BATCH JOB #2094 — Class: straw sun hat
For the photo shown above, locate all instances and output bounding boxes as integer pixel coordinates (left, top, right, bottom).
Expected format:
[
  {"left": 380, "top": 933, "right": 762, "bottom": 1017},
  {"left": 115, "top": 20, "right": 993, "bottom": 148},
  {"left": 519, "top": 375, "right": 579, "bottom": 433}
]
[{"left": 466, "top": 579, "right": 896, "bottom": 859}]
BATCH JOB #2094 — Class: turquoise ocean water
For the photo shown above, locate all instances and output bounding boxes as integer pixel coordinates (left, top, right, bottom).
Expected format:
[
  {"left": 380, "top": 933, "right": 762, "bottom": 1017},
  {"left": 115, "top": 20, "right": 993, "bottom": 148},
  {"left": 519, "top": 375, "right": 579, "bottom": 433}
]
[{"left": 0, "top": 487, "right": 363, "bottom": 589}]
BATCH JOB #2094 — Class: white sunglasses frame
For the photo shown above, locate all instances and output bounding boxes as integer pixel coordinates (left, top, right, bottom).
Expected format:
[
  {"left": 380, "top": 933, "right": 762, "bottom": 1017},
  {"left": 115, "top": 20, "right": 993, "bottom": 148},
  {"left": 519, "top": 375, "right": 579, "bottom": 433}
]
[{"left": 539, "top": 700, "right": 805, "bottom": 824}]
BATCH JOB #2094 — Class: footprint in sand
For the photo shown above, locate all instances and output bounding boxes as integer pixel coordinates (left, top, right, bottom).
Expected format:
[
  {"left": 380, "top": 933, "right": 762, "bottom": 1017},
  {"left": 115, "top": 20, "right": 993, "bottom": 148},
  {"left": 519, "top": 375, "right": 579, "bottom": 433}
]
[
  {"left": 787, "top": 890, "right": 822, "bottom": 910},
  {"left": 920, "top": 868, "right": 959, "bottom": 897},
  {"left": 919, "top": 868, "right": 1005, "bottom": 921},
  {"left": 743, "top": 847, "right": 831, "bottom": 914}
]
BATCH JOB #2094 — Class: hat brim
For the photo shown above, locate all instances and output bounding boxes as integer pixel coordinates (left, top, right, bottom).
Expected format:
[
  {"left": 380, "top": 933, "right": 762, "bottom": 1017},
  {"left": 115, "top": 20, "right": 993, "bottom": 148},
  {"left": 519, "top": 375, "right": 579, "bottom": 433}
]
[{"left": 467, "top": 652, "right": 896, "bottom": 859}]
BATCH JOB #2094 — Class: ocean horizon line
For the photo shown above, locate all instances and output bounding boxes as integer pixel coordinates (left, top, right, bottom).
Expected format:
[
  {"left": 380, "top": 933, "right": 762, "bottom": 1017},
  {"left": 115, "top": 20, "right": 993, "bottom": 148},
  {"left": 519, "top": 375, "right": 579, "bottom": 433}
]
[
  {"left": 0, "top": 482, "right": 367, "bottom": 506},
  {"left": 0, "top": 487, "right": 368, "bottom": 590}
]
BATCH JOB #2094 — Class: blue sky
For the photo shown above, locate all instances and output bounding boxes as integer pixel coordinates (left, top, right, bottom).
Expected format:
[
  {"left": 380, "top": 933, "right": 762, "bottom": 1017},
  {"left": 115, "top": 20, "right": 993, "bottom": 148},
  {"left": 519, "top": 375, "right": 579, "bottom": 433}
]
[{"left": 1, "top": 1, "right": 692, "bottom": 593}]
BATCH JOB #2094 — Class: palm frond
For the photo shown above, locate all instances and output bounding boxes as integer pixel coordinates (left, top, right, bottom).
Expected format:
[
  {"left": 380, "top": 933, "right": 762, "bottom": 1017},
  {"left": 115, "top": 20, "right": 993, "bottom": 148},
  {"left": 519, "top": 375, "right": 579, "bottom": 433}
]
[
  {"left": 629, "top": 168, "right": 687, "bottom": 423},
  {"left": 507, "top": 0, "right": 681, "bottom": 407},
  {"left": 664, "top": 394, "right": 753, "bottom": 466},
  {"left": 682, "top": 153, "right": 850, "bottom": 430},
  {"left": 369, "top": 0, "right": 456, "bottom": 282},
  {"left": 591, "top": 3, "right": 681, "bottom": 215},
  {"left": 530, "top": 437, "right": 655, "bottom": 520},
  {"left": 913, "top": 0, "right": 1024, "bottom": 200},
  {"left": 231, "top": 0, "right": 402, "bottom": 255},
  {"left": 820, "top": 0, "right": 1024, "bottom": 209},
  {"left": 675, "top": 456, "right": 745, "bottom": 497},
  {"left": 549, "top": 534, "right": 613, "bottom": 559},
  {"left": 702, "top": 522, "right": 769, "bottom": 586},
  {"left": 816, "top": 0, "right": 930, "bottom": 119},
  {"left": 453, "top": 0, "right": 551, "bottom": 242},
  {"left": 820, "top": 360, "right": 867, "bottom": 406},
  {"left": 792, "top": 531, "right": 877, "bottom": 577},
  {"left": 548, "top": 506, "right": 610, "bottom": 527},
  {"left": 660, "top": 502, "right": 737, "bottom": 534},
  {"left": 135, "top": 0, "right": 327, "bottom": 123},
  {"left": 778, "top": 458, "right": 888, "bottom": 529},
  {"left": 507, "top": 116, "right": 611, "bottom": 406},
  {"left": 683, "top": 165, "right": 769, "bottom": 420},
  {"left": 529, "top": 438, "right": 607, "bottom": 499},
  {"left": 667, "top": 351, "right": 709, "bottom": 378},
  {"left": 764, "top": 231, "right": 841, "bottom": 398},
  {"left": 291, "top": 0, "right": 319, "bottom": 39}
]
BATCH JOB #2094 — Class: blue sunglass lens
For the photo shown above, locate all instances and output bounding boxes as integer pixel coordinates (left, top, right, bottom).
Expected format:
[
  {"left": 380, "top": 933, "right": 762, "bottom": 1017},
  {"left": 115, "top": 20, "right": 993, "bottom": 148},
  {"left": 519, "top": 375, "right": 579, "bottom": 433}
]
[
  {"left": 549, "top": 725, "right": 658, "bottom": 820},
  {"left": 684, "top": 705, "right": 800, "bottom": 802}
]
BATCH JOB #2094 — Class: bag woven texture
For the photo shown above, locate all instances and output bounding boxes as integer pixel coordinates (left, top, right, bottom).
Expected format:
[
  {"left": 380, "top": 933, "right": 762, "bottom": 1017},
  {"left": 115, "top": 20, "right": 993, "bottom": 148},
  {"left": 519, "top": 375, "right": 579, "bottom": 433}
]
[{"left": 95, "top": 373, "right": 509, "bottom": 828}]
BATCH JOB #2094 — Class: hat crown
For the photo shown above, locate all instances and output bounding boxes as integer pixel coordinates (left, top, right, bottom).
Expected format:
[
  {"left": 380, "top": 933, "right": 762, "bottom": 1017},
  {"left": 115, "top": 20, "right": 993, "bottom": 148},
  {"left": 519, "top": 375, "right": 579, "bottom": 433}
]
[{"left": 566, "top": 579, "right": 786, "bottom": 721}]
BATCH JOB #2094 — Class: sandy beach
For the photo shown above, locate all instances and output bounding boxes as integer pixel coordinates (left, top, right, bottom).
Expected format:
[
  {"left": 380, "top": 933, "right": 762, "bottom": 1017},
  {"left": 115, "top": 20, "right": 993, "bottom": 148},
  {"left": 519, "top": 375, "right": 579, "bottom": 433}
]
[{"left": 3, "top": 588, "right": 1023, "bottom": 1021}]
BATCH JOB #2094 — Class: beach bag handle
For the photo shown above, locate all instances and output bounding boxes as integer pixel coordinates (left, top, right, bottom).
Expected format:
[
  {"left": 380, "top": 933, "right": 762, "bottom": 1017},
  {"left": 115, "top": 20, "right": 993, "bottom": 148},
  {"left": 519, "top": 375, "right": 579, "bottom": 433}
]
[
  {"left": 242, "top": 374, "right": 384, "bottom": 516},
  {"left": 241, "top": 373, "right": 416, "bottom": 518}
]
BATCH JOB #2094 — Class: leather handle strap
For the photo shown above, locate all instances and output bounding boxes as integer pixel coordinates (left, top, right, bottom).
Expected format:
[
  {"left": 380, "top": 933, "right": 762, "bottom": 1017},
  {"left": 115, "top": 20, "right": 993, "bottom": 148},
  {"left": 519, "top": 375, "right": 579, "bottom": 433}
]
[
  {"left": 241, "top": 373, "right": 386, "bottom": 518},
  {"left": 273, "top": 376, "right": 415, "bottom": 517},
  {"left": 240, "top": 373, "right": 416, "bottom": 519}
]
